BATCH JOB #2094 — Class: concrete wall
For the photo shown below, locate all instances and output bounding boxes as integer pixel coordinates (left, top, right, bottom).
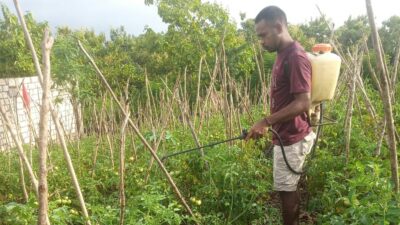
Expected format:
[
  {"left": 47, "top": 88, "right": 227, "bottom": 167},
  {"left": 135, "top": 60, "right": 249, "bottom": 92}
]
[{"left": 0, "top": 76, "right": 76, "bottom": 150}]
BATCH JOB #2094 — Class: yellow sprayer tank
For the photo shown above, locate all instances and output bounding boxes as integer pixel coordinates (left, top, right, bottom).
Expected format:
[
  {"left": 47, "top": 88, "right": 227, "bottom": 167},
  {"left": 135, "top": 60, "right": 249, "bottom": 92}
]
[{"left": 308, "top": 44, "right": 341, "bottom": 104}]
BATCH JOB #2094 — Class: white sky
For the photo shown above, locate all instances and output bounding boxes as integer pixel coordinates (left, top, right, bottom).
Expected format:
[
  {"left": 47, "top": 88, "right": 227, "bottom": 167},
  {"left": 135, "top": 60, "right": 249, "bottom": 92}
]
[{"left": 1, "top": 0, "right": 399, "bottom": 37}]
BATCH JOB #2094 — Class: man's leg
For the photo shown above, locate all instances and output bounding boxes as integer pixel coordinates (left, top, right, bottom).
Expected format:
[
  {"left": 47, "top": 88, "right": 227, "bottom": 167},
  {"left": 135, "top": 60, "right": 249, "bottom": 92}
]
[
  {"left": 279, "top": 190, "right": 300, "bottom": 225},
  {"left": 273, "top": 132, "right": 315, "bottom": 225}
]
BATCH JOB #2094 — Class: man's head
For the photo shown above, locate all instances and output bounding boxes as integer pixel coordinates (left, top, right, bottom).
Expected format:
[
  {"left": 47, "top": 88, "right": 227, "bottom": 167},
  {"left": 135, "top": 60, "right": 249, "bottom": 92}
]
[{"left": 255, "top": 6, "right": 289, "bottom": 52}]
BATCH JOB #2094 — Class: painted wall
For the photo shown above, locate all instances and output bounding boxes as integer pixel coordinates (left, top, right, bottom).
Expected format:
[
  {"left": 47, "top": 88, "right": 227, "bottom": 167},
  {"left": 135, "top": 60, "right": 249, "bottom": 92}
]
[{"left": 0, "top": 76, "right": 76, "bottom": 150}]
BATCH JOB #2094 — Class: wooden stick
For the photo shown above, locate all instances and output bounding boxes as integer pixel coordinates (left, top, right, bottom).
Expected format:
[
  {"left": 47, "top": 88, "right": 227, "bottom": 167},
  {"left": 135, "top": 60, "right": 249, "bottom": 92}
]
[
  {"left": 194, "top": 56, "right": 203, "bottom": 124},
  {"left": 104, "top": 122, "right": 115, "bottom": 169},
  {"left": 91, "top": 103, "right": 101, "bottom": 177},
  {"left": 390, "top": 36, "right": 400, "bottom": 98},
  {"left": 0, "top": 104, "right": 38, "bottom": 196},
  {"left": 252, "top": 43, "right": 267, "bottom": 112},
  {"left": 37, "top": 28, "right": 53, "bottom": 225},
  {"left": 366, "top": 0, "right": 399, "bottom": 193},
  {"left": 18, "top": 156, "right": 29, "bottom": 202},
  {"left": 144, "top": 91, "right": 174, "bottom": 183},
  {"left": 119, "top": 102, "right": 129, "bottom": 225},
  {"left": 344, "top": 47, "right": 361, "bottom": 163},
  {"left": 199, "top": 54, "right": 219, "bottom": 130},
  {"left": 374, "top": 118, "right": 386, "bottom": 156}
]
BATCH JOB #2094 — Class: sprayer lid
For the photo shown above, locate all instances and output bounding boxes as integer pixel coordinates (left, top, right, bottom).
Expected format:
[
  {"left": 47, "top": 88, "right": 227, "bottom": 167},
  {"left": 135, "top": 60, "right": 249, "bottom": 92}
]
[{"left": 312, "top": 43, "right": 332, "bottom": 53}]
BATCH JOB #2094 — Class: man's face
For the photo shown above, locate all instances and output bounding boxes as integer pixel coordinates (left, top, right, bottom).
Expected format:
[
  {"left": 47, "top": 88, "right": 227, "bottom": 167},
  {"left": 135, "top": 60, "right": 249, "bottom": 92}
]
[{"left": 255, "top": 19, "right": 281, "bottom": 52}]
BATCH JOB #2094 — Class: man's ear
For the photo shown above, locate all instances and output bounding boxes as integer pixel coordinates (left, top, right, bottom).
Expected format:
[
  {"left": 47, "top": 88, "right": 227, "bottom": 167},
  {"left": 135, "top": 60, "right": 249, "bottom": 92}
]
[{"left": 275, "top": 21, "right": 284, "bottom": 34}]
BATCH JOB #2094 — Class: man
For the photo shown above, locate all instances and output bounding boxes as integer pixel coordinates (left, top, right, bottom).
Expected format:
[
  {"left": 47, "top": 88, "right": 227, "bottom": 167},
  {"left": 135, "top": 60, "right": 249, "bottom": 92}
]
[{"left": 245, "top": 6, "right": 316, "bottom": 225}]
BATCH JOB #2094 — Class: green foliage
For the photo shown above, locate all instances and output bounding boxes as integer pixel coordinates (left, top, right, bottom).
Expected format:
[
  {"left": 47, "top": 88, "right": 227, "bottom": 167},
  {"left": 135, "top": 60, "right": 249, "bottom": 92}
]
[
  {"left": 305, "top": 83, "right": 400, "bottom": 225},
  {"left": 0, "top": 4, "right": 47, "bottom": 77},
  {"left": 308, "top": 152, "right": 400, "bottom": 224},
  {"left": 145, "top": 0, "right": 255, "bottom": 101},
  {"left": 1, "top": 1, "right": 400, "bottom": 224},
  {"left": 52, "top": 27, "right": 104, "bottom": 102},
  {"left": 337, "top": 16, "right": 370, "bottom": 49},
  {"left": 101, "top": 27, "right": 139, "bottom": 91},
  {"left": 299, "top": 15, "right": 332, "bottom": 44},
  {"left": 379, "top": 16, "right": 400, "bottom": 62},
  {"left": 0, "top": 199, "right": 37, "bottom": 224},
  {"left": 2, "top": 94, "right": 399, "bottom": 224},
  {"left": 289, "top": 25, "right": 315, "bottom": 51}
]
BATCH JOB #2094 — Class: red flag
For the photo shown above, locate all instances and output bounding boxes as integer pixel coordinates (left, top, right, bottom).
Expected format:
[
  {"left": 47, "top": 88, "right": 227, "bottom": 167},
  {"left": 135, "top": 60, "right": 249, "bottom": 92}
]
[{"left": 22, "top": 82, "right": 30, "bottom": 110}]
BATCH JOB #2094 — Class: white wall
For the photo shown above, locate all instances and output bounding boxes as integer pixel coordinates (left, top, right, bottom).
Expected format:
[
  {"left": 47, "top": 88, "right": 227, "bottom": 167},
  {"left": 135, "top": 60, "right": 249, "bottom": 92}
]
[{"left": 0, "top": 76, "right": 76, "bottom": 151}]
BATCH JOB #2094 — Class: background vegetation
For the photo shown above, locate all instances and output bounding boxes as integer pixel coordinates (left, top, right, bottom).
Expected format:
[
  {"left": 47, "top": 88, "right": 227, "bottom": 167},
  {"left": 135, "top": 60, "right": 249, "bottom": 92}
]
[{"left": 0, "top": 0, "right": 399, "bottom": 224}]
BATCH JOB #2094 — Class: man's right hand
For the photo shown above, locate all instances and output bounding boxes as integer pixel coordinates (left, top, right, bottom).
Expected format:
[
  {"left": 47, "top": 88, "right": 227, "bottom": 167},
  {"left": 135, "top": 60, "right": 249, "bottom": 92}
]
[{"left": 245, "top": 118, "right": 271, "bottom": 141}]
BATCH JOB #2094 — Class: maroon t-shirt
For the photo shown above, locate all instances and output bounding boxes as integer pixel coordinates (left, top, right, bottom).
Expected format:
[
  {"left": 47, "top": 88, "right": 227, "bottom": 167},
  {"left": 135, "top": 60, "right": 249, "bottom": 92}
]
[{"left": 270, "top": 41, "right": 312, "bottom": 146}]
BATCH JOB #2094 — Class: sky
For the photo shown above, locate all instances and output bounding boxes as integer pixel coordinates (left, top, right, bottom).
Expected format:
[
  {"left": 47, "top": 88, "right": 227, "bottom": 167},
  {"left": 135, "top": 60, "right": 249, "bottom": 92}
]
[{"left": 1, "top": 0, "right": 399, "bottom": 37}]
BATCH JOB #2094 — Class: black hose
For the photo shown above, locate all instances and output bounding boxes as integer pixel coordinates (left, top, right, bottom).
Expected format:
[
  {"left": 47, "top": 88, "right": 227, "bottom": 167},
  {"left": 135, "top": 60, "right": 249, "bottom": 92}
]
[
  {"left": 269, "top": 102, "right": 324, "bottom": 175},
  {"left": 269, "top": 128, "right": 303, "bottom": 175},
  {"left": 311, "top": 102, "right": 324, "bottom": 158}
]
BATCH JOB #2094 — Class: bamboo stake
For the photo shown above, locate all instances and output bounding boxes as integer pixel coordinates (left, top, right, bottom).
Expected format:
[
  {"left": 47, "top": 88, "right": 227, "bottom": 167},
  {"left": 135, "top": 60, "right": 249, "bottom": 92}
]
[
  {"left": 199, "top": 54, "right": 220, "bottom": 130},
  {"left": 18, "top": 156, "right": 29, "bottom": 202},
  {"left": 78, "top": 41, "right": 198, "bottom": 224},
  {"left": 145, "top": 73, "right": 155, "bottom": 131},
  {"left": 6, "top": 94, "right": 36, "bottom": 196},
  {"left": 363, "top": 41, "right": 383, "bottom": 93},
  {"left": 221, "top": 44, "right": 232, "bottom": 141},
  {"left": 144, "top": 88, "right": 175, "bottom": 183},
  {"left": 91, "top": 103, "right": 101, "bottom": 177},
  {"left": 104, "top": 122, "right": 115, "bottom": 169},
  {"left": 344, "top": 47, "right": 362, "bottom": 162},
  {"left": 37, "top": 28, "right": 53, "bottom": 225},
  {"left": 148, "top": 77, "right": 158, "bottom": 128},
  {"left": 1, "top": 97, "right": 31, "bottom": 197},
  {"left": 0, "top": 104, "right": 38, "bottom": 196},
  {"left": 366, "top": 0, "right": 399, "bottom": 193},
  {"left": 194, "top": 56, "right": 203, "bottom": 124},
  {"left": 390, "top": 36, "right": 400, "bottom": 98},
  {"left": 374, "top": 119, "right": 386, "bottom": 156},
  {"left": 183, "top": 67, "right": 188, "bottom": 113},
  {"left": 119, "top": 103, "right": 129, "bottom": 225},
  {"left": 253, "top": 43, "right": 267, "bottom": 112}
]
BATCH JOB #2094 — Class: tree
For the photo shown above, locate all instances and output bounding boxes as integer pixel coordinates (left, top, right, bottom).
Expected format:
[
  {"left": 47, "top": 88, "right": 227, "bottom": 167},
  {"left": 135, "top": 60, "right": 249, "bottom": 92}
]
[
  {"left": 145, "top": 0, "right": 255, "bottom": 103},
  {"left": 0, "top": 4, "right": 47, "bottom": 76},
  {"left": 52, "top": 27, "right": 107, "bottom": 136},
  {"left": 52, "top": 27, "right": 106, "bottom": 101},
  {"left": 102, "top": 27, "right": 138, "bottom": 92},
  {"left": 379, "top": 16, "right": 400, "bottom": 63},
  {"left": 299, "top": 15, "right": 332, "bottom": 44},
  {"left": 337, "top": 16, "right": 370, "bottom": 49}
]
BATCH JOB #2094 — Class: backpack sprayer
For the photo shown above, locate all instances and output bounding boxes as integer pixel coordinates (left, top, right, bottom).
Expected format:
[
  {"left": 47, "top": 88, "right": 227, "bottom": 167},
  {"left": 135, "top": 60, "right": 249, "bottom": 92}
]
[{"left": 161, "top": 44, "right": 341, "bottom": 175}]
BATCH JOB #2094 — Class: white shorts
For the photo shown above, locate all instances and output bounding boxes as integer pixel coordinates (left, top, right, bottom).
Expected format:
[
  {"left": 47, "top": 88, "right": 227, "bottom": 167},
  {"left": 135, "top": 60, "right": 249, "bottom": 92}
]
[{"left": 273, "top": 132, "right": 316, "bottom": 192}]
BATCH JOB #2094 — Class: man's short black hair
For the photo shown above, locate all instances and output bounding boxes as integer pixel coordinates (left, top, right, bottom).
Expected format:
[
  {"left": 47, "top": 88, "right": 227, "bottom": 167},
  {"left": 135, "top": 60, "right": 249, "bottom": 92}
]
[{"left": 255, "top": 6, "right": 287, "bottom": 26}]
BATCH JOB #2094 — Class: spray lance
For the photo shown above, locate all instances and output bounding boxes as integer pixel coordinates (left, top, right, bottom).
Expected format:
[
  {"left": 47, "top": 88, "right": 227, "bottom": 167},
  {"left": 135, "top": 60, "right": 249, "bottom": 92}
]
[
  {"left": 160, "top": 128, "right": 305, "bottom": 175},
  {"left": 161, "top": 129, "right": 249, "bottom": 161}
]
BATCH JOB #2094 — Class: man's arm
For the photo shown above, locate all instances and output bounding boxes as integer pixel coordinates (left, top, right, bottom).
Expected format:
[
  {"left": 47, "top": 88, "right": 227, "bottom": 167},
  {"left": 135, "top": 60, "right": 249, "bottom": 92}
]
[
  {"left": 266, "top": 92, "right": 310, "bottom": 125},
  {"left": 245, "top": 92, "right": 310, "bottom": 140}
]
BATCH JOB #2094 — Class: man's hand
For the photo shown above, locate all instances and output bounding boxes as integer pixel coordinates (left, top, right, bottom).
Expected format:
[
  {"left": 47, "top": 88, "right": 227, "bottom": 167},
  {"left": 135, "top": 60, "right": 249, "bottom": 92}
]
[{"left": 245, "top": 118, "right": 271, "bottom": 141}]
